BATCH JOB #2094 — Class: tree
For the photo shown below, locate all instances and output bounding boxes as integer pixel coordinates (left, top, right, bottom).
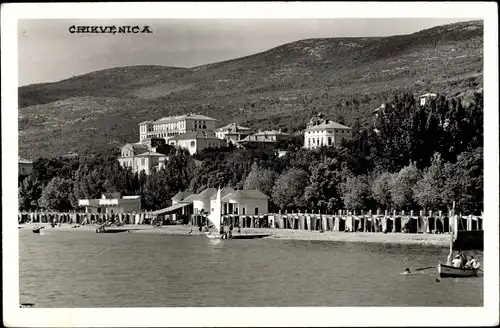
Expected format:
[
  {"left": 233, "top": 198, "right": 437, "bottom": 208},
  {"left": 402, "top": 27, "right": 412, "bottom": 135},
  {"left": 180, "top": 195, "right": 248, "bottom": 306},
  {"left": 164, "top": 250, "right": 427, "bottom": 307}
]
[
  {"left": 442, "top": 148, "right": 483, "bottom": 215},
  {"left": 141, "top": 170, "right": 172, "bottom": 210},
  {"left": 390, "top": 163, "right": 422, "bottom": 210},
  {"left": 303, "top": 157, "right": 344, "bottom": 212},
  {"left": 341, "top": 174, "right": 373, "bottom": 212},
  {"left": 39, "top": 177, "right": 75, "bottom": 211},
  {"left": 271, "top": 168, "right": 309, "bottom": 211},
  {"left": 243, "top": 162, "right": 277, "bottom": 198},
  {"left": 372, "top": 172, "right": 396, "bottom": 211},
  {"left": 18, "top": 175, "right": 43, "bottom": 211},
  {"left": 414, "top": 152, "right": 447, "bottom": 211}
]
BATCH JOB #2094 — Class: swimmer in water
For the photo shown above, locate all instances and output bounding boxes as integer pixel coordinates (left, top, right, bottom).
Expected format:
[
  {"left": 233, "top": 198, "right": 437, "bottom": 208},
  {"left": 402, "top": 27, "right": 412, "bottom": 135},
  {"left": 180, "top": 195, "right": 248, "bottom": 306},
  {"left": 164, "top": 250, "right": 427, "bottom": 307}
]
[{"left": 401, "top": 268, "right": 411, "bottom": 275}]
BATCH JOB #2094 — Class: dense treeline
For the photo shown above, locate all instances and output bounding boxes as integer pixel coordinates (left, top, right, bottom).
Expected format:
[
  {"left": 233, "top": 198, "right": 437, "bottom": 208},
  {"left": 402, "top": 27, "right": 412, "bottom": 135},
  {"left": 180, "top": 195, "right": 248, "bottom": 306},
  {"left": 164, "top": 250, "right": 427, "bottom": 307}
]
[{"left": 19, "top": 91, "right": 483, "bottom": 215}]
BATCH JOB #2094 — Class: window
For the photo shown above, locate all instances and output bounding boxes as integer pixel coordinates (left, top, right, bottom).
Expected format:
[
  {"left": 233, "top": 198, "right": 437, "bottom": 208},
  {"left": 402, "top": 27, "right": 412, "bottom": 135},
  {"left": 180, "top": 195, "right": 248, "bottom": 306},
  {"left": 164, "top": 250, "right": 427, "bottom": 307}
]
[
  {"left": 255, "top": 207, "right": 259, "bottom": 215},
  {"left": 234, "top": 208, "right": 238, "bottom": 215},
  {"left": 211, "top": 208, "right": 214, "bottom": 213},
  {"left": 328, "top": 137, "right": 332, "bottom": 146},
  {"left": 190, "top": 141, "right": 195, "bottom": 147},
  {"left": 242, "top": 207, "right": 246, "bottom": 215}
]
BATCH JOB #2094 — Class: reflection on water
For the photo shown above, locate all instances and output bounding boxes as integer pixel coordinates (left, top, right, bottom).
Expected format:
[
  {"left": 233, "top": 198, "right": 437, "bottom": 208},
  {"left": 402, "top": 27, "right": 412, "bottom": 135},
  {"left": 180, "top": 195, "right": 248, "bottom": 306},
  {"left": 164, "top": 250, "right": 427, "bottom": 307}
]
[{"left": 19, "top": 230, "right": 483, "bottom": 307}]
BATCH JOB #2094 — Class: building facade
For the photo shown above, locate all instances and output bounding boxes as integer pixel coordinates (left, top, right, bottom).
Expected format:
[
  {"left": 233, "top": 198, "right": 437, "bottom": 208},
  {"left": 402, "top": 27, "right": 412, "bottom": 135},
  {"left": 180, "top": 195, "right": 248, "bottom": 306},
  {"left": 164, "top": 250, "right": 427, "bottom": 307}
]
[
  {"left": 222, "top": 190, "right": 269, "bottom": 216},
  {"left": 419, "top": 93, "right": 438, "bottom": 106},
  {"left": 238, "top": 129, "right": 290, "bottom": 144},
  {"left": 19, "top": 158, "right": 33, "bottom": 176},
  {"left": 303, "top": 119, "right": 352, "bottom": 149},
  {"left": 209, "top": 187, "right": 235, "bottom": 214},
  {"left": 138, "top": 114, "right": 217, "bottom": 142},
  {"left": 78, "top": 193, "right": 141, "bottom": 214},
  {"left": 178, "top": 188, "right": 270, "bottom": 216},
  {"left": 168, "top": 131, "right": 224, "bottom": 155},
  {"left": 117, "top": 141, "right": 170, "bottom": 175},
  {"left": 192, "top": 188, "right": 217, "bottom": 215},
  {"left": 215, "top": 123, "right": 253, "bottom": 144}
]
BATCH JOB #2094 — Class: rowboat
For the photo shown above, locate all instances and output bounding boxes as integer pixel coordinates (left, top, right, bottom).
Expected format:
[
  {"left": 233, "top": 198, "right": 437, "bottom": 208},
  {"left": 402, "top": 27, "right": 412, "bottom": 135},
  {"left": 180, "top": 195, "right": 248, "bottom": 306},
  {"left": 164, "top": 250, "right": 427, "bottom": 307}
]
[
  {"left": 32, "top": 226, "right": 44, "bottom": 234},
  {"left": 439, "top": 202, "right": 480, "bottom": 278},
  {"left": 438, "top": 263, "right": 478, "bottom": 278}
]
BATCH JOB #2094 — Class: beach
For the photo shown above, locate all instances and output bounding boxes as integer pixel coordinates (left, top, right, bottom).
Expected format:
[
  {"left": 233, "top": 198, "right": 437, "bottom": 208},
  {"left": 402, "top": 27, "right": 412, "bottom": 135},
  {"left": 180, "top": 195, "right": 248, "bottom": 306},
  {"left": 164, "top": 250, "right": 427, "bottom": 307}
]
[{"left": 20, "top": 222, "right": 450, "bottom": 246}]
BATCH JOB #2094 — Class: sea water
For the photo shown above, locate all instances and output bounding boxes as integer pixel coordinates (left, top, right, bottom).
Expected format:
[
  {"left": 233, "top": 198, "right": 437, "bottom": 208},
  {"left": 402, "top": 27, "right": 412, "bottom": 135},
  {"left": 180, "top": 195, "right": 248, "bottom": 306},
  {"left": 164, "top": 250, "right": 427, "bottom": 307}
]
[{"left": 19, "top": 230, "right": 483, "bottom": 307}]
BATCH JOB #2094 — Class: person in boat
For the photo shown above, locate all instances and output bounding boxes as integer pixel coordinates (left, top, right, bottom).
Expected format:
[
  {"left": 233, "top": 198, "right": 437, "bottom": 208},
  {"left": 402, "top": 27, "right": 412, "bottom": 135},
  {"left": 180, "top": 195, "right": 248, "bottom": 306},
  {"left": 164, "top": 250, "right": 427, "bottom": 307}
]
[
  {"left": 451, "top": 255, "right": 462, "bottom": 268},
  {"left": 466, "top": 256, "right": 480, "bottom": 270},
  {"left": 451, "top": 251, "right": 468, "bottom": 268},
  {"left": 457, "top": 250, "right": 468, "bottom": 268},
  {"left": 401, "top": 268, "right": 411, "bottom": 275}
]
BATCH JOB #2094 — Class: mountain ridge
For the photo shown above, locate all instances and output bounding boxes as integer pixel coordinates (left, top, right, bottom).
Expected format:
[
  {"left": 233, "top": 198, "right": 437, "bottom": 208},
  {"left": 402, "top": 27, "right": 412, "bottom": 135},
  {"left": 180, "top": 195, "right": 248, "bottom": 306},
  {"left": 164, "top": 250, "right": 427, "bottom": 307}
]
[{"left": 18, "top": 20, "right": 483, "bottom": 159}]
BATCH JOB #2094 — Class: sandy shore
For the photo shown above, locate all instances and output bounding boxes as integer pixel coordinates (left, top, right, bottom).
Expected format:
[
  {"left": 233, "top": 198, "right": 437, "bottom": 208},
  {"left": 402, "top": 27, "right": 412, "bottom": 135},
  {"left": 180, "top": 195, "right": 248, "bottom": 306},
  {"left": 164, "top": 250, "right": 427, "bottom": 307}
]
[{"left": 19, "top": 223, "right": 450, "bottom": 247}]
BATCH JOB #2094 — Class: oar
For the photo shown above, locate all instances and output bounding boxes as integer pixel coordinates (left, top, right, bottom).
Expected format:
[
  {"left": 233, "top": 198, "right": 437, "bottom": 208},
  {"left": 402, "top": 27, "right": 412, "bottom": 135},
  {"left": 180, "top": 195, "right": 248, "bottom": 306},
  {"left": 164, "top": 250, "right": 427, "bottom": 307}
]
[{"left": 414, "top": 266, "right": 436, "bottom": 271}]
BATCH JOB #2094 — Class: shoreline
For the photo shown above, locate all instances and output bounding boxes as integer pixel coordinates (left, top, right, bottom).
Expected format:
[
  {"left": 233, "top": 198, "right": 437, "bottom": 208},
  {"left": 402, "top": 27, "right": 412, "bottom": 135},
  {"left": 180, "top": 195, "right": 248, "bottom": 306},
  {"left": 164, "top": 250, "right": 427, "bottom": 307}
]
[{"left": 19, "top": 223, "right": 450, "bottom": 247}]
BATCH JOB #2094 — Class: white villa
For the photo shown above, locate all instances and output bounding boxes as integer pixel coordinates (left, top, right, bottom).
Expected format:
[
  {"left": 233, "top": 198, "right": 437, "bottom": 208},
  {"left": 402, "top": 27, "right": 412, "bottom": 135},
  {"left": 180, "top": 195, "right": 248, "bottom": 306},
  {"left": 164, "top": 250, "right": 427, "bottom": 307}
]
[
  {"left": 303, "top": 117, "right": 352, "bottom": 149},
  {"left": 118, "top": 140, "right": 169, "bottom": 175}
]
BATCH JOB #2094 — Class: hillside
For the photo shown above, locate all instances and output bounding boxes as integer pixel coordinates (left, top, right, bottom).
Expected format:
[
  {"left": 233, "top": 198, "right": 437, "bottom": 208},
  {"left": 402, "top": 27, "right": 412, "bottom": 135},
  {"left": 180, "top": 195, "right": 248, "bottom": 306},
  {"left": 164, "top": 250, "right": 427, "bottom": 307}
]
[{"left": 18, "top": 20, "right": 483, "bottom": 159}]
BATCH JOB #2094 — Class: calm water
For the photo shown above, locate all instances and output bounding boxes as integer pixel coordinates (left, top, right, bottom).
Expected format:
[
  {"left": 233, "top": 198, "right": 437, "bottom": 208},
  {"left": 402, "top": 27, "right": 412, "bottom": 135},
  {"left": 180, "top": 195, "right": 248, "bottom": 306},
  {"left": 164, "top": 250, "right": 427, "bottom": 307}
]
[{"left": 19, "top": 230, "right": 483, "bottom": 307}]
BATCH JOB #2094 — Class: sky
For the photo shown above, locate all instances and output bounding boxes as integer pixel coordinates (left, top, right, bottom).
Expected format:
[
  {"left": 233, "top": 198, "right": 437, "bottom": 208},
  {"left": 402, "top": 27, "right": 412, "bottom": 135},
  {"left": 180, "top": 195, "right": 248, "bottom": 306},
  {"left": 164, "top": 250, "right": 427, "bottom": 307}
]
[{"left": 18, "top": 18, "right": 475, "bottom": 86}]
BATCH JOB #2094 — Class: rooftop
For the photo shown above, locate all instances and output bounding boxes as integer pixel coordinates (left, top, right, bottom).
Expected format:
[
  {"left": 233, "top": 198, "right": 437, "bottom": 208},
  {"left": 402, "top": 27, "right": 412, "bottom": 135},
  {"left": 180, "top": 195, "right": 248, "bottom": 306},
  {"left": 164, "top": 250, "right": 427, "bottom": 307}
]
[
  {"left": 135, "top": 151, "right": 169, "bottom": 157},
  {"left": 170, "top": 131, "right": 219, "bottom": 141},
  {"left": 420, "top": 93, "right": 438, "bottom": 98},
  {"left": 182, "top": 192, "right": 200, "bottom": 203},
  {"left": 195, "top": 188, "right": 218, "bottom": 200},
  {"left": 139, "top": 114, "right": 216, "bottom": 125},
  {"left": 210, "top": 187, "right": 235, "bottom": 200},
  {"left": 19, "top": 157, "right": 32, "bottom": 164},
  {"left": 253, "top": 129, "right": 290, "bottom": 136},
  {"left": 216, "top": 123, "right": 252, "bottom": 132},
  {"left": 225, "top": 189, "right": 270, "bottom": 201},
  {"left": 122, "top": 195, "right": 141, "bottom": 200},
  {"left": 172, "top": 191, "right": 194, "bottom": 202},
  {"left": 305, "top": 121, "right": 351, "bottom": 131}
]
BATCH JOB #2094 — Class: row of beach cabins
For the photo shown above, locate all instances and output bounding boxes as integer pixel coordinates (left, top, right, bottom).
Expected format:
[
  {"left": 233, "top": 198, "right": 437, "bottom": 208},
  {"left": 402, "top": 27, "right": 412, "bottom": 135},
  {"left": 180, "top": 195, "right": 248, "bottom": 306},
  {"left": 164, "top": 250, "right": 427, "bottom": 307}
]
[{"left": 18, "top": 210, "right": 483, "bottom": 234}]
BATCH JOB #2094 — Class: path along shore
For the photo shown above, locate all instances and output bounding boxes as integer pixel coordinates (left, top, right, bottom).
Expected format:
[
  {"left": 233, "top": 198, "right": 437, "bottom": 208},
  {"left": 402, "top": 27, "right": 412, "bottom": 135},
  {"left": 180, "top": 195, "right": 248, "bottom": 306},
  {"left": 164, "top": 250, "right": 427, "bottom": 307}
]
[{"left": 20, "top": 223, "right": 450, "bottom": 247}]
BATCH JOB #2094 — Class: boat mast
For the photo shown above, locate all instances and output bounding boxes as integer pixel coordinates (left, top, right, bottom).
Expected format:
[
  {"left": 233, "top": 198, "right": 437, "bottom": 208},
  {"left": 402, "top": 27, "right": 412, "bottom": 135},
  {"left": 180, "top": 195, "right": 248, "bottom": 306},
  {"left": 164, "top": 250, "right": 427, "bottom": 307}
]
[{"left": 446, "top": 201, "right": 455, "bottom": 265}]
